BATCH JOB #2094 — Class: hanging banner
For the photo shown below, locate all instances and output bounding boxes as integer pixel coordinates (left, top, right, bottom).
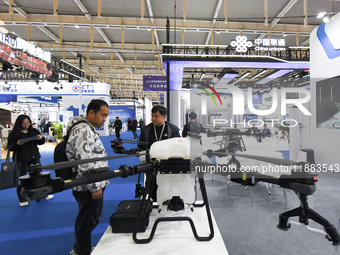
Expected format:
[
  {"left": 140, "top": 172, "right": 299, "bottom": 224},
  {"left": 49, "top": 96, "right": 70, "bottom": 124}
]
[
  {"left": 0, "top": 32, "right": 52, "bottom": 76},
  {"left": 143, "top": 76, "right": 167, "bottom": 91},
  {"left": 0, "top": 32, "right": 51, "bottom": 62}
]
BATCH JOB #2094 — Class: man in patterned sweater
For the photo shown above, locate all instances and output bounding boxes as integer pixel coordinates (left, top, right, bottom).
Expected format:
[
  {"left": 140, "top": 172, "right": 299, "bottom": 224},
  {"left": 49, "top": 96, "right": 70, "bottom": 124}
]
[{"left": 66, "top": 99, "right": 110, "bottom": 255}]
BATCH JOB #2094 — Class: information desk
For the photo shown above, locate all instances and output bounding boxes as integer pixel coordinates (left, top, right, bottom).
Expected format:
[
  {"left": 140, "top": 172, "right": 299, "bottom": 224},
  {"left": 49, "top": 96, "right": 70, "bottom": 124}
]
[{"left": 92, "top": 205, "right": 228, "bottom": 255}]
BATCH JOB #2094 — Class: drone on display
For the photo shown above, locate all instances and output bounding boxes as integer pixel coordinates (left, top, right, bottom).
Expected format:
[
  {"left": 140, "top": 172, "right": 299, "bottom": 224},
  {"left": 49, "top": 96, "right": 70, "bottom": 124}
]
[
  {"left": 0, "top": 136, "right": 339, "bottom": 246},
  {"left": 206, "top": 128, "right": 248, "bottom": 153},
  {"left": 110, "top": 139, "right": 149, "bottom": 154}
]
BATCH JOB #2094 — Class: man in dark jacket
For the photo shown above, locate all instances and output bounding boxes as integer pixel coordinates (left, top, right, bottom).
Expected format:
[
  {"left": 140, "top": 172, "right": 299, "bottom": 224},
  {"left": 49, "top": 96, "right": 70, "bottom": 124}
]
[
  {"left": 113, "top": 116, "right": 122, "bottom": 140},
  {"left": 138, "top": 105, "right": 180, "bottom": 150},
  {"left": 137, "top": 105, "right": 180, "bottom": 201},
  {"left": 132, "top": 117, "right": 138, "bottom": 140}
]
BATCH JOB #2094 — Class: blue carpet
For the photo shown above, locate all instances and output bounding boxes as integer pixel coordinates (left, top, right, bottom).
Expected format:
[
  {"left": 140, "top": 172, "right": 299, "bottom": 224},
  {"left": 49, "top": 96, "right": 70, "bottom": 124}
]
[
  {"left": 276, "top": 150, "right": 289, "bottom": 160},
  {"left": 0, "top": 131, "right": 141, "bottom": 255}
]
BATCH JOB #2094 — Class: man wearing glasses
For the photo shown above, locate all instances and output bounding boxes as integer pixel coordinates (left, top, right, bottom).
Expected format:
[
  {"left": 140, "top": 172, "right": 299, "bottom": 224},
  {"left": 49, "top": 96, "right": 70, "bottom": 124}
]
[{"left": 138, "top": 105, "right": 180, "bottom": 150}]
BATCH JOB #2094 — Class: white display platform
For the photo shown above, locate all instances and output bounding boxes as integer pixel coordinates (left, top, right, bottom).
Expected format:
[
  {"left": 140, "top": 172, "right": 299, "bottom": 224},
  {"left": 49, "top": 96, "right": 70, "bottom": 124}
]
[{"left": 92, "top": 205, "right": 228, "bottom": 255}]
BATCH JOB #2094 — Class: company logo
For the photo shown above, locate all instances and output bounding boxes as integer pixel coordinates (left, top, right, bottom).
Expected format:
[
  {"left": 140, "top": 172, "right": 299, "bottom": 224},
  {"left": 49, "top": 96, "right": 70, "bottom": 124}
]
[
  {"left": 231, "top": 36, "right": 252, "bottom": 53},
  {"left": 0, "top": 83, "right": 18, "bottom": 93},
  {"left": 317, "top": 22, "right": 340, "bottom": 59},
  {"left": 72, "top": 84, "right": 95, "bottom": 93},
  {"left": 72, "top": 84, "right": 80, "bottom": 92},
  {"left": 200, "top": 83, "right": 222, "bottom": 106},
  {"left": 202, "top": 84, "right": 311, "bottom": 116},
  {"left": 231, "top": 35, "right": 286, "bottom": 53}
]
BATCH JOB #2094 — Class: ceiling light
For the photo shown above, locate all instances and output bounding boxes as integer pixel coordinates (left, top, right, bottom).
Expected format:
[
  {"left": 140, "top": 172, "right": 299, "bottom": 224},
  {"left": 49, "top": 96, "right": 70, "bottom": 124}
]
[
  {"left": 75, "top": 24, "right": 80, "bottom": 28},
  {"left": 250, "top": 69, "right": 267, "bottom": 80},
  {"left": 317, "top": 12, "right": 326, "bottom": 19},
  {"left": 216, "top": 31, "right": 221, "bottom": 35},
  {"left": 199, "top": 72, "right": 205, "bottom": 81},
  {"left": 147, "top": 27, "right": 152, "bottom": 31},
  {"left": 232, "top": 71, "right": 251, "bottom": 85},
  {"left": 102, "top": 52, "right": 105, "bottom": 56}
]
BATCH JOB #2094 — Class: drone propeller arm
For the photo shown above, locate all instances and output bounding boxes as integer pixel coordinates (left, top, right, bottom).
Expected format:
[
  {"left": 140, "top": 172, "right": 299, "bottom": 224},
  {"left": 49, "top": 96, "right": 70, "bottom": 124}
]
[
  {"left": 63, "top": 163, "right": 155, "bottom": 190},
  {"left": 21, "top": 163, "right": 155, "bottom": 201},
  {"left": 34, "top": 154, "right": 140, "bottom": 171}
]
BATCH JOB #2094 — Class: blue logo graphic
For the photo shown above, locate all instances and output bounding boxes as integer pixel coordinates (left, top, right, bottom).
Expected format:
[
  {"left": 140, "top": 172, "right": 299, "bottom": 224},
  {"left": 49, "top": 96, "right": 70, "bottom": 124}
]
[
  {"left": 317, "top": 22, "right": 340, "bottom": 59},
  {"left": 72, "top": 84, "right": 95, "bottom": 93}
]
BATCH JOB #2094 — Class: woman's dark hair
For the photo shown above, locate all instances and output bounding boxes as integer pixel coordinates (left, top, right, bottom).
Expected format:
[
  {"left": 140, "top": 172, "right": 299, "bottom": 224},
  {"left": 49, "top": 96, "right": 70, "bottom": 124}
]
[
  {"left": 86, "top": 99, "right": 109, "bottom": 115},
  {"left": 12, "top": 114, "right": 32, "bottom": 136}
]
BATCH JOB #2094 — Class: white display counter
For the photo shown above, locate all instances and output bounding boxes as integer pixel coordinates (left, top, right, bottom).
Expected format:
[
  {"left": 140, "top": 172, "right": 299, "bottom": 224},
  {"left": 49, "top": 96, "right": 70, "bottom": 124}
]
[{"left": 92, "top": 205, "right": 228, "bottom": 255}]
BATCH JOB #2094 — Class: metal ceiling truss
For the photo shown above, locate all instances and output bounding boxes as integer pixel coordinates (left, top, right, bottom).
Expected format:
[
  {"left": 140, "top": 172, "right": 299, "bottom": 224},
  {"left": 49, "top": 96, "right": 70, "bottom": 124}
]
[
  {"left": 162, "top": 45, "right": 310, "bottom": 62},
  {"left": 0, "top": 0, "right": 321, "bottom": 101}
]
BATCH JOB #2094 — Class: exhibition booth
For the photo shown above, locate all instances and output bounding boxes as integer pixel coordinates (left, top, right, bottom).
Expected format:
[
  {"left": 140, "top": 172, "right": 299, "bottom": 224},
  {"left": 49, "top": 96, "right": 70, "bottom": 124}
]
[{"left": 2, "top": 8, "right": 340, "bottom": 255}]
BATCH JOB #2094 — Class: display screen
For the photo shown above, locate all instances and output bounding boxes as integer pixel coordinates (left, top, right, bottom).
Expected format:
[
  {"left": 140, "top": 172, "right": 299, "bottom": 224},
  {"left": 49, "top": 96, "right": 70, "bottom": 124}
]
[{"left": 316, "top": 76, "right": 340, "bottom": 129}]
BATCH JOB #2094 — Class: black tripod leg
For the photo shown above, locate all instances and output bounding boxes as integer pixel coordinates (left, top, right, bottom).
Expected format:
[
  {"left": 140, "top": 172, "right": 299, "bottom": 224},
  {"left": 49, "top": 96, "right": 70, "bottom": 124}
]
[
  {"left": 197, "top": 173, "right": 214, "bottom": 240},
  {"left": 277, "top": 207, "right": 300, "bottom": 230},
  {"left": 305, "top": 207, "right": 340, "bottom": 246}
]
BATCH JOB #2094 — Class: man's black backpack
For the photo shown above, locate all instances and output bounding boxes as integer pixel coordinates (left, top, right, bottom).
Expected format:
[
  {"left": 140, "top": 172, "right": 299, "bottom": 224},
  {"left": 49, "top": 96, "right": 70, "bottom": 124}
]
[{"left": 53, "top": 120, "right": 89, "bottom": 180}]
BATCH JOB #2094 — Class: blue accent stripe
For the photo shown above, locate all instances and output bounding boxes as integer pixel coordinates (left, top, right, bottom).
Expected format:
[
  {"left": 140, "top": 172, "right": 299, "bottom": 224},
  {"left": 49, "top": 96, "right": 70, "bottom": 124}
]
[
  {"left": 0, "top": 223, "right": 108, "bottom": 243},
  {"left": 317, "top": 22, "right": 340, "bottom": 59}
]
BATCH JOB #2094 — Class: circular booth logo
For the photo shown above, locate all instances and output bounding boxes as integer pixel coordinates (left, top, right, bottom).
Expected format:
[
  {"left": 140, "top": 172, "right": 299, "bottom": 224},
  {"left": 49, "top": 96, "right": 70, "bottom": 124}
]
[{"left": 72, "top": 84, "right": 80, "bottom": 92}]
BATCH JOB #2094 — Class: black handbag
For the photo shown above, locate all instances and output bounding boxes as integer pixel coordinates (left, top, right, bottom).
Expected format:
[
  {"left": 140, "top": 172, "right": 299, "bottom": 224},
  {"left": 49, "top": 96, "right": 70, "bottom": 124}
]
[{"left": 0, "top": 150, "right": 21, "bottom": 190}]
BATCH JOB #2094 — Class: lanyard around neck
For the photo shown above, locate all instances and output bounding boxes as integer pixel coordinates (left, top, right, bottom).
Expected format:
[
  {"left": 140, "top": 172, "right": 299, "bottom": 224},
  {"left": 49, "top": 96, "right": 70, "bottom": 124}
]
[{"left": 154, "top": 123, "right": 165, "bottom": 141}]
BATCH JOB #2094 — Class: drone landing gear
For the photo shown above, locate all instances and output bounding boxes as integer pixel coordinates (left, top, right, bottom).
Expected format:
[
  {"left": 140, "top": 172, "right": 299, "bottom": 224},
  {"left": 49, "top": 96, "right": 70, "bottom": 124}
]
[
  {"left": 132, "top": 172, "right": 214, "bottom": 244},
  {"left": 277, "top": 193, "right": 340, "bottom": 246}
]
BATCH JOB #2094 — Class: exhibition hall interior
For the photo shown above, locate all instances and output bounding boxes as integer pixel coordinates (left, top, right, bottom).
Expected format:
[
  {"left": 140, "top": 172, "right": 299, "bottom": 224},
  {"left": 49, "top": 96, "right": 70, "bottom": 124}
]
[{"left": 1, "top": 1, "right": 340, "bottom": 254}]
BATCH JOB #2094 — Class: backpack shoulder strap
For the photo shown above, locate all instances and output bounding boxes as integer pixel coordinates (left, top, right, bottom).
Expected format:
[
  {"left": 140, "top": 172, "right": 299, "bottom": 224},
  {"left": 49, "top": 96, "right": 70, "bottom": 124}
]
[{"left": 65, "top": 120, "right": 93, "bottom": 141}]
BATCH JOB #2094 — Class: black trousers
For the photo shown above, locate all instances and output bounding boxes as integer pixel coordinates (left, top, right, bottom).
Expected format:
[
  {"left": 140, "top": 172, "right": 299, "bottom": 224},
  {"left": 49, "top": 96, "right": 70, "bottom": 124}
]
[
  {"left": 72, "top": 189, "right": 105, "bottom": 255},
  {"left": 115, "top": 128, "right": 121, "bottom": 139},
  {"left": 17, "top": 158, "right": 41, "bottom": 202},
  {"left": 17, "top": 162, "right": 28, "bottom": 202}
]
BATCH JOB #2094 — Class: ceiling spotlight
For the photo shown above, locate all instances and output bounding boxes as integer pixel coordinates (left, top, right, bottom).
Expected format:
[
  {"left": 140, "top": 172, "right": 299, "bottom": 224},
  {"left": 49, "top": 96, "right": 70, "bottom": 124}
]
[
  {"left": 102, "top": 52, "right": 105, "bottom": 56},
  {"left": 75, "top": 24, "right": 80, "bottom": 28},
  {"left": 147, "top": 27, "right": 152, "bottom": 31},
  {"left": 317, "top": 12, "right": 326, "bottom": 19},
  {"left": 199, "top": 72, "right": 205, "bottom": 81},
  {"left": 216, "top": 31, "right": 221, "bottom": 35},
  {"left": 54, "top": 85, "right": 59, "bottom": 91},
  {"left": 323, "top": 16, "right": 330, "bottom": 23}
]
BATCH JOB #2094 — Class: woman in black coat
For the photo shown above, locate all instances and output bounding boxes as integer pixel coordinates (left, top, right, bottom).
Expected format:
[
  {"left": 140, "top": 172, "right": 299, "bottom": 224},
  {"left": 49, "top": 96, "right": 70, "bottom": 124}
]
[{"left": 8, "top": 114, "right": 47, "bottom": 206}]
